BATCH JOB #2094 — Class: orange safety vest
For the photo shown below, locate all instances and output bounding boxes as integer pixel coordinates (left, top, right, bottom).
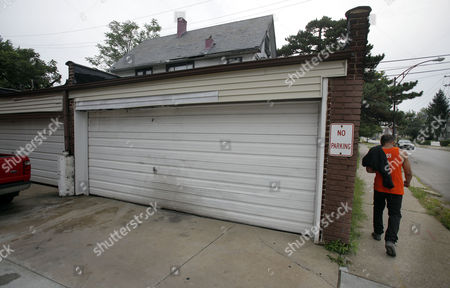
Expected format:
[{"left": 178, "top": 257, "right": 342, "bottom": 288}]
[{"left": 374, "top": 147, "right": 405, "bottom": 195}]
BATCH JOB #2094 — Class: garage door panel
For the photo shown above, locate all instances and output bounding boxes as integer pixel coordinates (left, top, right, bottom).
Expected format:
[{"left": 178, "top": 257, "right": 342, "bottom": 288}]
[
  {"left": 89, "top": 164, "right": 316, "bottom": 191},
  {"left": 0, "top": 133, "right": 64, "bottom": 143},
  {"left": 89, "top": 113, "right": 318, "bottom": 125},
  {"left": 90, "top": 179, "right": 315, "bottom": 212},
  {"left": 89, "top": 155, "right": 316, "bottom": 178},
  {"left": 88, "top": 101, "right": 319, "bottom": 233},
  {"left": 89, "top": 146, "right": 316, "bottom": 169},
  {"left": 0, "top": 117, "right": 64, "bottom": 185},
  {"left": 89, "top": 183, "right": 314, "bottom": 222},
  {"left": 90, "top": 170, "right": 315, "bottom": 200},
  {"left": 89, "top": 102, "right": 320, "bottom": 117},
  {"left": 89, "top": 138, "right": 317, "bottom": 157},
  {"left": 89, "top": 131, "right": 317, "bottom": 145},
  {"left": 89, "top": 121, "right": 318, "bottom": 136}
]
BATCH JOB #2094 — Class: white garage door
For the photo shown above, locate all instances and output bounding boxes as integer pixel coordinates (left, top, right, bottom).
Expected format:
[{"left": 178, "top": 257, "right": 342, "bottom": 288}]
[
  {"left": 88, "top": 101, "right": 319, "bottom": 233},
  {"left": 0, "top": 116, "right": 64, "bottom": 185}
]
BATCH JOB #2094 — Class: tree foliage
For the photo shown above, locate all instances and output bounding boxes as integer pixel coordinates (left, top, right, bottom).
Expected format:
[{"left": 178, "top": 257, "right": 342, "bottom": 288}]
[
  {"left": 424, "top": 89, "right": 449, "bottom": 139},
  {"left": 0, "top": 37, "right": 61, "bottom": 90},
  {"left": 277, "top": 16, "right": 347, "bottom": 56},
  {"left": 277, "top": 16, "right": 423, "bottom": 138},
  {"left": 86, "top": 19, "right": 161, "bottom": 70},
  {"left": 397, "top": 110, "right": 426, "bottom": 140}
]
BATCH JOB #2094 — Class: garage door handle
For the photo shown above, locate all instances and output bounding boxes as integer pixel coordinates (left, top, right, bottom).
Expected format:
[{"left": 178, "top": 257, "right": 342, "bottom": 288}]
[{"left": 153, "top": 167, "right": 157, "bottom": 174}]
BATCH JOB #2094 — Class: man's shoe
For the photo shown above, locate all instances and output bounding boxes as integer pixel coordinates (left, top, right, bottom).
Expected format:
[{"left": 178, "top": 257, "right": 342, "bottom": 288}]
[
  {"left": 371, "top": 232, "right": 381, "bottom": 241},
  {"left": 385, "top": 241, "right": 396, "bottom": 257}
]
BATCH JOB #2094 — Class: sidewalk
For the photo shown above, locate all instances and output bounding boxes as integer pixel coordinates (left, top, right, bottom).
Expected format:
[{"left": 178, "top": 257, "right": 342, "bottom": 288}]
[{"left": 348, "top": 144, "right": 450, "bottom": 288}]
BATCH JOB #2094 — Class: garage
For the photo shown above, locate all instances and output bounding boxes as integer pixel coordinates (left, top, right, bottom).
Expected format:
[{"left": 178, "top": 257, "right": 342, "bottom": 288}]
[
  {"left": 0, "top": 93, "right": 65, "bottom": 186},
  {"left": 86, "top": 101, "right": 319, "bottom": 233},
  {"left": 72, "top": 57, "right": 351, "bottom": 238}
]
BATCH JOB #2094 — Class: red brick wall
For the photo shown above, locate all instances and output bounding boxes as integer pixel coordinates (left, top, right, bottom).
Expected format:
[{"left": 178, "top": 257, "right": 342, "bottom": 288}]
[{"left": 321, "top": 7, "right": 371, "bottom": 243}]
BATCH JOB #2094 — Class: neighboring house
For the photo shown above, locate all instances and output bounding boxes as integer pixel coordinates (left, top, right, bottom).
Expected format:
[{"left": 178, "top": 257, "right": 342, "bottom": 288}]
[
  {"left": 0, "top": 6, "right": 372, "bottom": 244},
  {"left": 111, "top": 15, "right": 277, "bottom": 77}
]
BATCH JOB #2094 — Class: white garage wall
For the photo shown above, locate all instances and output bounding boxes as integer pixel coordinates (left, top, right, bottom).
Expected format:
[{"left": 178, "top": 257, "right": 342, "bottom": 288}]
[
  {"left": 86, "top": 101, "right": 320, "bottom": 233},
  {"left": 0, "top": 94, "right": 63, "bottom": 114},
  {"left": 70, "top": 61, "right": 346, "bottom": 103}
]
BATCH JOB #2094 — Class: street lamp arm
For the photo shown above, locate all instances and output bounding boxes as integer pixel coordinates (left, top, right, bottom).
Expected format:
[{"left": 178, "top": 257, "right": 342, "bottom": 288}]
[{"left": 395, "top": 57, "right": 445, "bottom": 85}]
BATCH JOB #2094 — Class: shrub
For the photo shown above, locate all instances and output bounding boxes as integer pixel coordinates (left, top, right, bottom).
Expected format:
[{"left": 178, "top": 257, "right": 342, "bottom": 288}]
[
  {"left": 422, "top": 140, "right": 431, "bottom": 145},
  {"left": 440, "top": 140, "right": 449, "bottom": 147}
]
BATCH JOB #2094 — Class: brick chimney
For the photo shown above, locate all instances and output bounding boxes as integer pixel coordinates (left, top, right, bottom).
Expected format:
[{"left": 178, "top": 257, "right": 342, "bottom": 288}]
[
  {"left": 205, "top": 35, "right": 214, "bottom": 50},
  {"left": 177, "top": 17, "right": 187, "bottom": 38},
  {"left": 65, "top": 61, "right": 75, "bottom": 85},
  {"left": 320, "top": 6, "right": 371, "bottom": 244}
]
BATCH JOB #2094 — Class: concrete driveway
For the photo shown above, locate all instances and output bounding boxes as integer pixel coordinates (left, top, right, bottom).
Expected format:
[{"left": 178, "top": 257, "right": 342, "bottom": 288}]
[{"left": 0, "top": 184, "right": 338, "bottom": 288}]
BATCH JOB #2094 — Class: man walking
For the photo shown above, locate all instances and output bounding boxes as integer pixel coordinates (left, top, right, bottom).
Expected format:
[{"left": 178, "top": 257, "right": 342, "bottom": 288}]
[{"left": 363, "top": 134, "right": 412, "bottom": 257}]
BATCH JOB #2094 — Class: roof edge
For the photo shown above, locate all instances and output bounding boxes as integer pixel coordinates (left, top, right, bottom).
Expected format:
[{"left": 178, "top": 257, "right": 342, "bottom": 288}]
[{"left": 8, "top": 51, "right": 352, "bottom": 97}]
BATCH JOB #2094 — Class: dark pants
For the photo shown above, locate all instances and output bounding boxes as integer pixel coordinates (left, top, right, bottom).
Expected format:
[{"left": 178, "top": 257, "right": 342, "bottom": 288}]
[{"left": 373, "top": 190, "right": 403, "bottom": 243}]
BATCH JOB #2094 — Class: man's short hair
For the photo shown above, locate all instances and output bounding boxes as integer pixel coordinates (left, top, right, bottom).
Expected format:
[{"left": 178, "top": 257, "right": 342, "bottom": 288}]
[{"left": 380, "top": 134, "right": 395, "bottom": 146}]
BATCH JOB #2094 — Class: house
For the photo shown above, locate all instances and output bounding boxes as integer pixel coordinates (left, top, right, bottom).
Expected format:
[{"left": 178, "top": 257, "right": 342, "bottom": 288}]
[
  {"left": 0, "top": 6, "right": 372, "bottom": 244},
  {"left": 110, "top": 15, "right": 277, "bottom": 77}
]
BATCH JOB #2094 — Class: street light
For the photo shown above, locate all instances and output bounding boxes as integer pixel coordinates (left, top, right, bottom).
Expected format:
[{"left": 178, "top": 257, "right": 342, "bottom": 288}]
[{"left": 391, "top": 57, "right": 445, "bottom": 137}]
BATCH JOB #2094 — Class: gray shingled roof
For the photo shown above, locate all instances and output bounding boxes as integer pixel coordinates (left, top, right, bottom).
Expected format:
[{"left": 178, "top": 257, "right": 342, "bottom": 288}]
[{"left": 111, "top": 15, "right": 273, "bottom": 72}]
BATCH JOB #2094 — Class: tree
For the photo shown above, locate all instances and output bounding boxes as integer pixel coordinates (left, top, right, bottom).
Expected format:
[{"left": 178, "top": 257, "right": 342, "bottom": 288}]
[
  {"left": 278, "top": 16, "right": 423, "bottom": 138},
  {"left": 397, "top": 110, "right": 426, "bottom": 140},
  {"left": 86, "top": 19, "right": 161, "bottom": 70},
  {"left": 424, "top": 89, "right": 449, "bottom": 139},
  {"left": 0, "top": 37, "right": 61, "bottom": 90},
  {"left": 277, "top": 16, "right": 347, "bottom": 56}
]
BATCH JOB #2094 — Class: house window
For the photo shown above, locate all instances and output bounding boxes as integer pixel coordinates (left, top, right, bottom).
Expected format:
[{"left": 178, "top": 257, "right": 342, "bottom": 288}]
[
  {"left": 226, "top": 57, "right": 242, "bottom": 64},
  {"left": 135, "top": 67, "right": 152, "bottom": 76},
  {"left": 166, "top": 61, "right": 194, "bottom": 72}
]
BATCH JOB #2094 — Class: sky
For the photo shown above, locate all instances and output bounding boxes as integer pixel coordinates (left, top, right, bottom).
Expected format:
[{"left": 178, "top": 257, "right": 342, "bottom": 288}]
[{"left": 0, "top": 0, "right": 449, "bottom": 112}]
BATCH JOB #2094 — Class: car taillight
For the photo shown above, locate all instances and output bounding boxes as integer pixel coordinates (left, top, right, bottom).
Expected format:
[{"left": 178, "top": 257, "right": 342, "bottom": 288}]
[{"left": 23, "top": 160, "right": 31, "bottom": 174}]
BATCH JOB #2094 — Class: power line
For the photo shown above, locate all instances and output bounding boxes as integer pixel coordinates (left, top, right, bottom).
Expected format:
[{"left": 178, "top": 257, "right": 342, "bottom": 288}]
[
  {"left": 3, "top": 0, "right": 213, "bottom": 38},
  {"left": 161, "top": 0, "right": 311, "bottom": 32},
  {"left": 382, "top": 61, "right": 450, "bottom": 71},
  {"left": 385, "top": 68, "right": 450, "bottom": 77}
]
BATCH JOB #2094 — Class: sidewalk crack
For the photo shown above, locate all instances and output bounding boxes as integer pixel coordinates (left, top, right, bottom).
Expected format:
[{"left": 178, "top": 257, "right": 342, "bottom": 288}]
[
  {"left": 257, "top": 235, "right": 335, "bottom": 288},
  {"left": 153, "top": 225, "right": 234, "bottom": 287}
]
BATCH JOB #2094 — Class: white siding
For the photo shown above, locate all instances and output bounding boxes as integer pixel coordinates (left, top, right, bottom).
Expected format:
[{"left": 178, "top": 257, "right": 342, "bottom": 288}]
[
  {"left": 71, "top": 61, "right": 346, "bottom": 103},
  {"left": 87, "top": 101, "right": 319, "bottom": 233},
  {"left": 0, "top": 94, "right": 63, "bottom": 114},
  {"left": 0, "top": 117, "right": 64, "bottom": 185}
]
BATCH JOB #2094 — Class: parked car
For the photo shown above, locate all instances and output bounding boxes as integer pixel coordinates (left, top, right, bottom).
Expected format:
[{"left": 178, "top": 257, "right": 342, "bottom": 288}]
[
  {"left": 398, "top": 139, "right": 415, "bottom": 150},
  {"left": 0, "top": 154, "right": 31, "bottom": 204}
]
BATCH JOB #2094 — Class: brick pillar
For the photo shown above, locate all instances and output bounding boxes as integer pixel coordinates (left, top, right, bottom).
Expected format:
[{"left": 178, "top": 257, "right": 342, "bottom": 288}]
[
  {"left": 66, "top": 61, "right": 75, "bottom": 85},
  {"left": 321, "top": 6, "right": 371, "bottom": 243}
]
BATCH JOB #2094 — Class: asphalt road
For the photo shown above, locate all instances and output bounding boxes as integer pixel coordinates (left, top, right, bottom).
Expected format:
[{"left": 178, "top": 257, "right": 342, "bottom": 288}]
[{"left": 408, "top": 147, "right": 450, "bottom": 201}]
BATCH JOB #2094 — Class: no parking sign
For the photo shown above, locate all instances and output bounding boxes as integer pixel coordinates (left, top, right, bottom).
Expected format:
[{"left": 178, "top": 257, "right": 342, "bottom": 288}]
[{"left": 329, "top": 123, "right": 354, "bottom": 157}]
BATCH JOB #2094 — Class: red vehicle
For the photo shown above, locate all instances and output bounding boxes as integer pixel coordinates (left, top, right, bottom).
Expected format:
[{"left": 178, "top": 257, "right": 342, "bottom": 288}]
[{"left": 0, "top": 154, "right": 31, "bottom": 204}]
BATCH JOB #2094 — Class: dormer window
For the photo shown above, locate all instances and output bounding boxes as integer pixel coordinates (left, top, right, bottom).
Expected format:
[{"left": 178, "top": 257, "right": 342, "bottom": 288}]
[
  {"left": 135, "top": 67, "right": 153, "bottom": 76},
  {"left": 166, "top": 61, "right": 194, "bottom": 72},
  {"left": 226, "top": 57, "right": 242, "bottom": 64}
]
